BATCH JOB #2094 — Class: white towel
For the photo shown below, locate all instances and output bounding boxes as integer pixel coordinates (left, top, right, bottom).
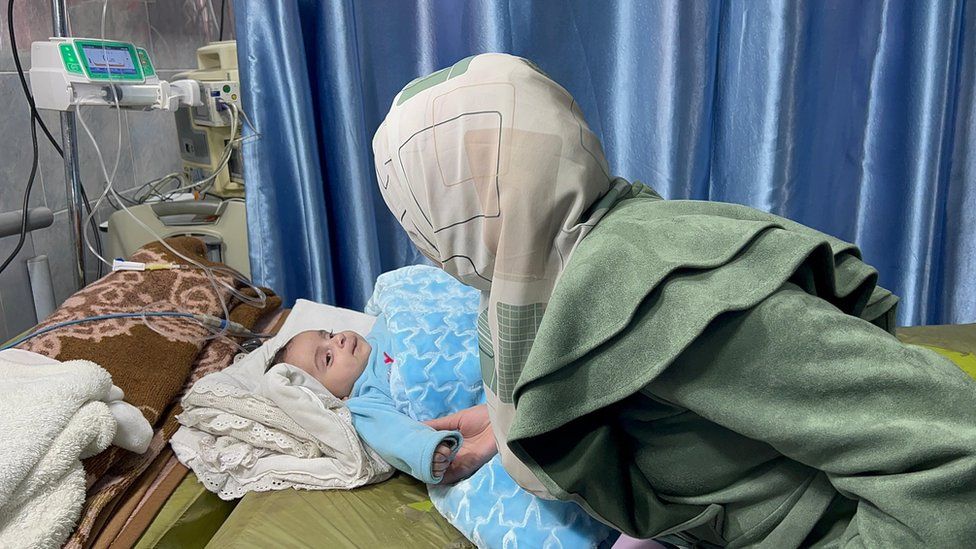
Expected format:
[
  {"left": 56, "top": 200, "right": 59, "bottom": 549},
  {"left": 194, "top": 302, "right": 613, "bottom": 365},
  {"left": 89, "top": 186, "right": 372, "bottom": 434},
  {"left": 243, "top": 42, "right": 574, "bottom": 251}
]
[
  {"left": 0, "top": 350, "right": 152, "bottom": 549},
  {"left": 0, "top": 350, "right": 153, "bottom": 455},
  {"left": 172, "top": 300, "right": 393, "bottom": 500}
]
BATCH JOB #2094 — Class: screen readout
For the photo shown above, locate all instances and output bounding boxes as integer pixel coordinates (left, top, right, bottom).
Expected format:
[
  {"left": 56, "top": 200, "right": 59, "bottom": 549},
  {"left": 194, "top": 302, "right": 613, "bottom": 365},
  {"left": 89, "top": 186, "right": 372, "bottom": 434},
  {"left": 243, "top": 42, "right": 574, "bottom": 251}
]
[{"left": 81, "top": 44, "right": 138, "bottom": 76}]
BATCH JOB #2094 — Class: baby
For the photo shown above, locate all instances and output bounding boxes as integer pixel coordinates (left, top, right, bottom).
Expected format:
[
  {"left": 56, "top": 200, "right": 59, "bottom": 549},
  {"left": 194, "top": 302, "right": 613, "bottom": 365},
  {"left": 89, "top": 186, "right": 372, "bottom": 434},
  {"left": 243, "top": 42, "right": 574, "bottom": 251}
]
[{"left": 268, "top": 323, "right": 459, "bottom": 484}]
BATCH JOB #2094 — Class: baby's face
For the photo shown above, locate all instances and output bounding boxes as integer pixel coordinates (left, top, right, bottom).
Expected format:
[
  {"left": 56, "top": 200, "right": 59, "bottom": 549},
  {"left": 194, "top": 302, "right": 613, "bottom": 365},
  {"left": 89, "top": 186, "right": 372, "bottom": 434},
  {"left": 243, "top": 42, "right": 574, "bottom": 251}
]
[{"left": 278, "top": 330, "right": 371, "bottom": 398}]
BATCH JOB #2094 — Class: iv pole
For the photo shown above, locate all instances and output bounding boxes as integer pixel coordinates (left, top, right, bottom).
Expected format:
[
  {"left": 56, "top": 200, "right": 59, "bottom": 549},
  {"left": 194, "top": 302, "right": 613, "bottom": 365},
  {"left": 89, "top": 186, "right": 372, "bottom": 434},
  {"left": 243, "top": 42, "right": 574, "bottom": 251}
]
[{"left": 51, "top": 0, "right": 87, "bottom": 290}]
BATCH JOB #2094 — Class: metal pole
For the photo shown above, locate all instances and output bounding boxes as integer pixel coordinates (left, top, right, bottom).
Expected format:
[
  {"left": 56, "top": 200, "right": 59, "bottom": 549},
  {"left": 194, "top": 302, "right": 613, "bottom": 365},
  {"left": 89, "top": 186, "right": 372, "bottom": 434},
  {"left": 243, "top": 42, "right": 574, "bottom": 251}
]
[{"left": 51, "top": 0, "right": 86, "bottom": 289}]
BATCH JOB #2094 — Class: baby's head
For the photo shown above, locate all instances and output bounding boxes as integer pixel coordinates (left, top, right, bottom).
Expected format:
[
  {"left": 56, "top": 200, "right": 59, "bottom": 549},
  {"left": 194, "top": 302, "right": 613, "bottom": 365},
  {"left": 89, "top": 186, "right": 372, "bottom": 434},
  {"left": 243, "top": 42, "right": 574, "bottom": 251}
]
[{"left": 269, "top": 329, "right": 372, "bottom": 398}]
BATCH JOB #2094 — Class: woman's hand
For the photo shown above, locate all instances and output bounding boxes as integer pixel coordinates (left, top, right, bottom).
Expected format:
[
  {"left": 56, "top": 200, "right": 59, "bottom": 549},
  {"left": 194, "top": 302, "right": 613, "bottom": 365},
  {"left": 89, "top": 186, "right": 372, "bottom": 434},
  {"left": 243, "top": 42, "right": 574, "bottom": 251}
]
[{"left": 425, "top": 404, "right": 497, "bottom": 484}]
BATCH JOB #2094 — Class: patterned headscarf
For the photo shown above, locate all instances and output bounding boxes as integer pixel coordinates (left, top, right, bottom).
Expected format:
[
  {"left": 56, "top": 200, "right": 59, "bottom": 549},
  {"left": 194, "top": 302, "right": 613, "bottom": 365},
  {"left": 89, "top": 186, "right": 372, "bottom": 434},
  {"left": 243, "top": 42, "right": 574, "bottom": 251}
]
[{"left": 373, "top": 53, "right": 635, "bottom": 494}]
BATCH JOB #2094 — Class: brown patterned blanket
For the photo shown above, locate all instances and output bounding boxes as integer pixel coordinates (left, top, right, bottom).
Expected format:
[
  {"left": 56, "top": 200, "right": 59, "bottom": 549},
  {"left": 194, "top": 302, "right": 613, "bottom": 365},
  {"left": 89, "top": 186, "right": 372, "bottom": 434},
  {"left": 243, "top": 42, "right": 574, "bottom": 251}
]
[{"left": 15, "top": 237, "right": 281, "bottom": 547}]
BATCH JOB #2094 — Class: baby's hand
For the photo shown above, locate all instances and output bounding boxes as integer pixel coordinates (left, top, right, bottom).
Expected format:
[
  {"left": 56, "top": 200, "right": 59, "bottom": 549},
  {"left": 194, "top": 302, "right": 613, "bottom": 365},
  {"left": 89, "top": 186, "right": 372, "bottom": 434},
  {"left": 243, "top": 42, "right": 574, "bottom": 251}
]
[{"left": 432, "top": 441, "right": 455, "bottom": 480}]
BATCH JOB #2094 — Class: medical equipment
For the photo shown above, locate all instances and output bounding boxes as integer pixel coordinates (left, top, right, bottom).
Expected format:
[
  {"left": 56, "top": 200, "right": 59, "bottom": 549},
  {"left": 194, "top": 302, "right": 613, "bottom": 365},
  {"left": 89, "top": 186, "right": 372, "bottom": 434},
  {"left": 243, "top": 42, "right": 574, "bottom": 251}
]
[
  {"left": 106, "top": 200, "right": 251, "bottom": 278},
  {"left": 29, "top": 37, "right": 201, "bottom": 112},
  {"left": 29, "top": 29, "right": 262, "bottom": 314},
  {"left": 21, "top": 0, "right": 265, "bottom": 357},
  {"left": 26, "top": 23, "right": 208, "bottom": 289},
  {"left": 175, "top": 41, "right": 245, "bottom": 198}
]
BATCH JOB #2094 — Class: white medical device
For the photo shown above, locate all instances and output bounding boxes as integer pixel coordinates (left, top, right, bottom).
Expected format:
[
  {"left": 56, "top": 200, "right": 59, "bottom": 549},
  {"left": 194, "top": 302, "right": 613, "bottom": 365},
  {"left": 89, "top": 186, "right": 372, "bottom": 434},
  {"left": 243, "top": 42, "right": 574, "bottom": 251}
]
[
  {"left": 175, "top": 41, "right": 245, "bottom": 197},
  {"left": 30, "top": 37, "right": 201, "bottom": 112}
]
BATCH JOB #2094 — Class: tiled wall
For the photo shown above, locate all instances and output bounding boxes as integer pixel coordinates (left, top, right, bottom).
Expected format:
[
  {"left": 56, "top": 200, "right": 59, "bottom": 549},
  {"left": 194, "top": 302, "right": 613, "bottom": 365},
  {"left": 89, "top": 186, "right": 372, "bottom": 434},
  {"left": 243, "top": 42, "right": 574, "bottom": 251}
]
[{"left": 0, "top": 0, "right": 235, "bottom": 341}]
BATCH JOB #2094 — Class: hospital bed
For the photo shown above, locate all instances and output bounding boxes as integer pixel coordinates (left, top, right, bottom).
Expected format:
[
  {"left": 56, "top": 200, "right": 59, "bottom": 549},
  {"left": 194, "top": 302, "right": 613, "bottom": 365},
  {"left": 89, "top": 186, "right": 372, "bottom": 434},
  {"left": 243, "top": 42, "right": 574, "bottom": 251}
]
[
  {"left": 1, "top": 236, "right": 469, "bottom": 548},
  {"left": 6, "top": 237, "right": 973, "bottom": 548}
]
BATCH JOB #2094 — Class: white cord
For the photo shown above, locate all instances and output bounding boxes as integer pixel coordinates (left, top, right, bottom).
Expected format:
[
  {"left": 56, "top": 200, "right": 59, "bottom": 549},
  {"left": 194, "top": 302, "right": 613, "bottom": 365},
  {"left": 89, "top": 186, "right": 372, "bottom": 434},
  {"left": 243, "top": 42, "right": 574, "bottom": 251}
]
[
  {"left": 79, "top": 108, "right": 260, "bottom": 342},
  {"left": 205, "top": 0, "right": 221, "bottom": 37},
  {"left": 157, "top": 101, "right": 242, "bottom": 199},
  {"left": 121, "top": 101, "right": 245, "bottom": 205},
  {"left": 116, "top": 172, "right": 185, "bottom": 202},
  {"left": 238, "top": 105, "right": 261, "bottom": 138}
]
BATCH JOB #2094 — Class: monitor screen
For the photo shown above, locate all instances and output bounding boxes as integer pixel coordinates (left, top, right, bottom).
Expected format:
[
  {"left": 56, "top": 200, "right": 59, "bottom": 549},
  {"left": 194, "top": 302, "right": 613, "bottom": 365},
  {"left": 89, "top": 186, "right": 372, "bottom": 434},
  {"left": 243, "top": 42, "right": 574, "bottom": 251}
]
[{"left": 81, "top": 44, "right": 138, "bottom": 77}]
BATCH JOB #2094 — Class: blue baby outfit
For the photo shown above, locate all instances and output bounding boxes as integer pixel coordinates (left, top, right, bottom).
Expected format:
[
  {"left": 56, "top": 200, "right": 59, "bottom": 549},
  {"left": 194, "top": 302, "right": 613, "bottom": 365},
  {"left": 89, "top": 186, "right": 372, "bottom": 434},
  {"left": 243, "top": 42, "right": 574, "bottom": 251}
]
[
  {"left": 365, "top": 265, "right": 615, "bottom": 548},
  {"left": 346, "top": 316, "right": 461, "bottom": 484}
]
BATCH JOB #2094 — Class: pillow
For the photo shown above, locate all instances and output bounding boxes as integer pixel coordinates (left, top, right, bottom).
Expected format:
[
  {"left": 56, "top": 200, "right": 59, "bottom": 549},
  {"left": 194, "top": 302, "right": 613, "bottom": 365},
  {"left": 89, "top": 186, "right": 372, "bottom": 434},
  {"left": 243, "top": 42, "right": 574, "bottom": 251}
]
[
  {"left": 366, "top": 265, "right": 614, "bottom": 548},
  {"left": 429, "top": 456, "right": 615, "bottom": 549},
  {"left": 365, "top": 265, "right": 483, "bottom": 420},
  {"left": 236, "top": 299, "right": 377, "bottom": 379}
]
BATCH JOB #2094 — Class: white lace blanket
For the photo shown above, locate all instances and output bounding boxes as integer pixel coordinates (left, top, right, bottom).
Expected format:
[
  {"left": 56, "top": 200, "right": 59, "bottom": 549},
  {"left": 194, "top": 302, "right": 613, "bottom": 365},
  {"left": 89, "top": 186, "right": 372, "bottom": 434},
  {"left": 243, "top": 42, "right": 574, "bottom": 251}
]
[{"left": 171, "top": 300, "right": 393, "bottom": 500}]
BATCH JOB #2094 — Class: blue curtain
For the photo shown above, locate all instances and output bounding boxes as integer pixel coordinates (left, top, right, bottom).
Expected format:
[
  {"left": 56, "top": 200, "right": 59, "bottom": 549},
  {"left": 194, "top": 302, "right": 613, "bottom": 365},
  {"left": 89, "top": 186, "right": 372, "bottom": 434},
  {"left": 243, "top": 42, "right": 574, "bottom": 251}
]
[{"left": 236, "top": 0, "right": 975, "bottom": 326}]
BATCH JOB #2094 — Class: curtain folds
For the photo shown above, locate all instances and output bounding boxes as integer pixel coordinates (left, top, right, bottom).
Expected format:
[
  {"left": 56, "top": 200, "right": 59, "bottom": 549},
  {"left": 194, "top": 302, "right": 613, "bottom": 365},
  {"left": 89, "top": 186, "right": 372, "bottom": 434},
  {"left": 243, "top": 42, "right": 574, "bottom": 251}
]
[{"left": 237, "top": 0, "right": 974, "bottom": 325}]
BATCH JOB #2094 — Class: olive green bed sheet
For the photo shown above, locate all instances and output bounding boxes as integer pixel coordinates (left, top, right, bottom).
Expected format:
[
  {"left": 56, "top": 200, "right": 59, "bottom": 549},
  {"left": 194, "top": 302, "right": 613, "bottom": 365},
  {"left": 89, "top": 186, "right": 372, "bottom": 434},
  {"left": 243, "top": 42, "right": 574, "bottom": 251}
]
[
  {"left": 134, "top": 473, "right": 237, "bottom": 549},
  {"left": 205, "top": 473, "right": 472, "bottom": 548}
]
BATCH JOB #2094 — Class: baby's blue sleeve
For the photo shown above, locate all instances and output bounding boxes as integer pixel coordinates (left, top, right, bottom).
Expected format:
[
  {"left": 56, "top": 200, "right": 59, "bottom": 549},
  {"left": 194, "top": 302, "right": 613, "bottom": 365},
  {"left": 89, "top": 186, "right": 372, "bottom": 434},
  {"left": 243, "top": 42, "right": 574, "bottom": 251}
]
[{"left": 348, "top": 395, "right": 461, "bottom": 484}]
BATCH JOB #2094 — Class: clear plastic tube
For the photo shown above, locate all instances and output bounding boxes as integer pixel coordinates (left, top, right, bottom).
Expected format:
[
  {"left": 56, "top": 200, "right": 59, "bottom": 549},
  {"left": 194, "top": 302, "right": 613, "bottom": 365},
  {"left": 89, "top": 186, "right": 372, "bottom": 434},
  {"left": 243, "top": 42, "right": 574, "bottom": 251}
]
[{"left": 1, "top": 311, "right": 273, "bottom": 352}]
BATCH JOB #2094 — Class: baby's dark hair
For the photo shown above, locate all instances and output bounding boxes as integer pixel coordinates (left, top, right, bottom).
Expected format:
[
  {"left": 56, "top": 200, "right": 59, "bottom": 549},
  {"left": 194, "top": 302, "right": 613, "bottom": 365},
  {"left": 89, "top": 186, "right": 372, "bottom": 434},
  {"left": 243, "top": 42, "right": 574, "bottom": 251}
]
[{"left": 267, "top": 341, "right": 291, "bottom": 372}]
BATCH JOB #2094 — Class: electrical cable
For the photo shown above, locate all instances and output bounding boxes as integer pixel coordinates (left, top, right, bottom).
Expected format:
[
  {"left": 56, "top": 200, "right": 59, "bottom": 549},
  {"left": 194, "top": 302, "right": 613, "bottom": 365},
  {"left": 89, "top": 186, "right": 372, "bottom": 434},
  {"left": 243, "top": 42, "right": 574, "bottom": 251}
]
[
  {"left": 8, "top": 0, "right": 104, "bottom": 278},
  {"left": 122, "top": 172, "right": 188, "bottom": 204},
  {"left": 0, "top": 311, "right": 272, "bottom": 351},
  {"left": 218, "top": 0, "right": 228, "bottom": 41},
  {"left": 1, "top": 0, "right": 41, "bottom": 276},
  {"left": 0, "top": 112, "right": 39, "bottom": 275},
  {"left": 123, "top": 101, "right": 242, "bottom": 206},
  {"left": 155, "top": 100, "right": 241, "bottom": 199}
]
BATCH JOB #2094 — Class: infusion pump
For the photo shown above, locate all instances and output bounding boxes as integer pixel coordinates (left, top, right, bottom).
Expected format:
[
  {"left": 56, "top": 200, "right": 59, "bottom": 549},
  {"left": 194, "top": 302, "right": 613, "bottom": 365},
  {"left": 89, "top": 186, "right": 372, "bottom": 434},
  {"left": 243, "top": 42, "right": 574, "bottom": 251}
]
[
  {"left": 31, "top": 38, "right": 246, "bottom": 197},
  {"left": 30, "top": 37, "right": 200, "bottom": 111}
]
